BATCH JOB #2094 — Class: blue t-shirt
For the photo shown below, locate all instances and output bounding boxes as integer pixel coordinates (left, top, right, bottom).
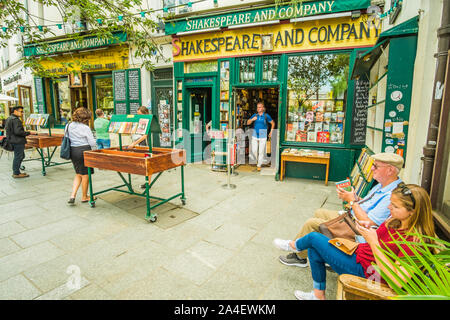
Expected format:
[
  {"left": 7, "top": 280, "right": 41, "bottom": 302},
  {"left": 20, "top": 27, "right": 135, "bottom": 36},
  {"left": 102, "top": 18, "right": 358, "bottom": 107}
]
[{"left": 250, "top": 113, "right": 273, "bottom": 138}]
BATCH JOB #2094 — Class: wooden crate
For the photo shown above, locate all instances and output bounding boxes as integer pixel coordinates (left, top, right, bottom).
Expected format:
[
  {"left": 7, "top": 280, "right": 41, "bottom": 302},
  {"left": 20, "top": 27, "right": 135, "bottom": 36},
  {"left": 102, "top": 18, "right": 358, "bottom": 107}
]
[{"left": 26, "top": 133, "right": 64, "bottom": 149}]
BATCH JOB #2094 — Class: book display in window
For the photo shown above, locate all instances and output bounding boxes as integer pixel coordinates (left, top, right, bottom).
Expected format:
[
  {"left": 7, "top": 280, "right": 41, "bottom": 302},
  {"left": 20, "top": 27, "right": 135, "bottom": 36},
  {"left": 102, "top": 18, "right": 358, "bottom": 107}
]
[{"left": 285, "top": 53, "right": 350, "bottom": 145}]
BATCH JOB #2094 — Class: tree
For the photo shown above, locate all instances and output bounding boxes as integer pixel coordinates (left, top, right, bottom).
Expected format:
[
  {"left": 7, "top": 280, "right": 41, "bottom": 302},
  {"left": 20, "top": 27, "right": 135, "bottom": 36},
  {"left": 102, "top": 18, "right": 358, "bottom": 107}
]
[{"left": 0, "top": 0, "right": 170, "bottom": 78}]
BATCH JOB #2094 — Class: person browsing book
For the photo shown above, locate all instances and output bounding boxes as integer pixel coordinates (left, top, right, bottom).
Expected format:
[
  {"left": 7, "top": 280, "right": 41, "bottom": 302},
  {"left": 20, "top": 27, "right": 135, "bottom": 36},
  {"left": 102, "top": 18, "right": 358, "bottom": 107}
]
[
  {"left": 246, "top": 101, "right": 275, "bottom": 171},
  {"left": 276, "top": 152, "right": 404, "bottom": 269},
  {"left": 273, "top": 184, "right": 436, "bottom": 300},
  {"left": 94, "top": 109, "right": 111, "bottom": 149},
  {"left": 128, "top": 106, "right": 149, "bottom": 149}
]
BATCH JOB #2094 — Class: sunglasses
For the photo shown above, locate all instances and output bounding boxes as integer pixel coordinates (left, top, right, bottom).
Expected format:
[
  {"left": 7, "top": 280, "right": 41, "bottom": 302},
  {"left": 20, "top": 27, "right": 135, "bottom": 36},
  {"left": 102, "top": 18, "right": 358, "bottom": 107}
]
[
  {"left": 397, "top": 183, "right": 416, "bottom": 208},
  {"left": 372, "top": 163, "right": 390, "bottom": 170}
]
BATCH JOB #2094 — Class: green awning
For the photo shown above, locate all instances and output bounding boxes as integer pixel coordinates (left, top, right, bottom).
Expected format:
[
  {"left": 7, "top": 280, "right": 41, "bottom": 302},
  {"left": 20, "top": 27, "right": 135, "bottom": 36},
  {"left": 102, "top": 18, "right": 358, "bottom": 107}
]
[
  {"left": 376, "top": 15, "right": 419, "bottom": 45},
  {"left": 351, "top": 39, "right": 388, "bottom": 80},
  {"left": 350, "top": 15, "right": 419, "bottom": 80}
]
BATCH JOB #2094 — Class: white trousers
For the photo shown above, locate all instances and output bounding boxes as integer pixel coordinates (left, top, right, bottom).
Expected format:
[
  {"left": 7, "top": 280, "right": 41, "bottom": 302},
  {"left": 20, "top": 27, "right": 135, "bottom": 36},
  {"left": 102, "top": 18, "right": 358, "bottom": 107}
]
[{"left": 251, "top": 136, "right": 267, "bottom": 167}]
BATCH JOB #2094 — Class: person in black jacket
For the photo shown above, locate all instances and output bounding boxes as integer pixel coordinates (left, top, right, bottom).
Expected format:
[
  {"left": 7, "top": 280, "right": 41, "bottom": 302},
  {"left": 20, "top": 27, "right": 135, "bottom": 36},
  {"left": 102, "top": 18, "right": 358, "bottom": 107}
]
[{"left": 5, "top": 106, "right": 31, "bottom": 178}]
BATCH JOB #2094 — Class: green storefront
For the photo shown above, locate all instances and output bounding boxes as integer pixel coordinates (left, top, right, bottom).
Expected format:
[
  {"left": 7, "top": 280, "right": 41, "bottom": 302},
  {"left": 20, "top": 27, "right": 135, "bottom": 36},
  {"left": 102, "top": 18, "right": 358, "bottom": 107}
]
[{"left": 165, "top": 1, "right": 418, "bottom": 182}]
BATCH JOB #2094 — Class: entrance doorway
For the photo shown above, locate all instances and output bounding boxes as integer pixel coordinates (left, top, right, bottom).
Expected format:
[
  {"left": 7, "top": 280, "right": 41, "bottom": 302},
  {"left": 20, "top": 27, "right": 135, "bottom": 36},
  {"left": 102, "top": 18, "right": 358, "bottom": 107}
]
[
  {"left": 234, "top": 87, "right": 279, "bottom": 172},
  {"left": 187, "top": 87, "right": 212, "bottom": 162}
]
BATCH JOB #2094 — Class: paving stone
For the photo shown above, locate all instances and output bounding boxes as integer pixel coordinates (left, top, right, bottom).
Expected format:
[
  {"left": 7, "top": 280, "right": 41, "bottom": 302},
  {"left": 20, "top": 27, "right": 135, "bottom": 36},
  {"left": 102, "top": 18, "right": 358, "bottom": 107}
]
[
  {"left": 203, "top": 222, "right": 257, "bottom": 251},
  {"left": 0, "top": 221, "right": 26, "bottom": 238},
  {"left": 0, "top": 274, "right": 42, "bottom": 300},
  {"left": 0, "top": 238, "right": 21, "bottom": 258},
  {"left": 11, "top": 216, "right": 90, "bottom": 248},
  {"left": 0, "top": 242, "right": 65, "bottom": 282},
  {"left": 35, "top": 277, "right": 90, "bottom": 300},
  {"left": 68, "top": 283, "right": 115, "bottom": 300}
]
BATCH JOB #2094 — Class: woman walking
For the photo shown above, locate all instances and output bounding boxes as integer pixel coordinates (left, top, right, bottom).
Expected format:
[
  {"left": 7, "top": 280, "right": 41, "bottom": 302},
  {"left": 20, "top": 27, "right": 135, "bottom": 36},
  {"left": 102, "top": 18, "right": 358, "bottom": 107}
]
[
  {"left": 273, "top": 183, "right": 436, "bottom": 300},
  {"left": 66, "top": 107, "right": 97, "bottom": 205}
]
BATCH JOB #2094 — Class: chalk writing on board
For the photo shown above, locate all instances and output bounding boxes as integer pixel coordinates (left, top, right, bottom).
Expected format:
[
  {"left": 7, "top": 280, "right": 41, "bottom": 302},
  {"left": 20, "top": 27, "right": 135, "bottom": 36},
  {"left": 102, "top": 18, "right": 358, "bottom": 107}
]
[
  {"left": 351, "top": 78, "right": 370, "bottom": 145},
  {"left": 128, "top": 70, "right": 140, "bottom": 101},
  {"left": 115, "top": 102, "right": 127, "bottom": 115},
  {"left": 114, "top": 71, "right": 127, "bottom": 101}
]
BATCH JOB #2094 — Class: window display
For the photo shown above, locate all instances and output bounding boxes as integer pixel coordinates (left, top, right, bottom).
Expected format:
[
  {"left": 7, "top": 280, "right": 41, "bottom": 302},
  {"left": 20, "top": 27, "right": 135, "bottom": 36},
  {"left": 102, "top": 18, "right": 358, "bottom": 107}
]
[
  {"left": 285, "top": 52, "right": 350, "bottom": 144},
  {"left": 52, "top": 78, "right": 71, "bottom": 126}
]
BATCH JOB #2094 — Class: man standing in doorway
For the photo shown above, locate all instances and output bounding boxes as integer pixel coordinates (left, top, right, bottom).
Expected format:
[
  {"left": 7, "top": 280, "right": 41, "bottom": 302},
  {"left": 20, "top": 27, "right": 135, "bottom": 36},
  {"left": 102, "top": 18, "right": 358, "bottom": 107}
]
[
  {"left": 247, "top": 101, "right": 275, "bottom": 171},
  {"left": 5, "top": 106, "right": 31, "bottom": 178}
]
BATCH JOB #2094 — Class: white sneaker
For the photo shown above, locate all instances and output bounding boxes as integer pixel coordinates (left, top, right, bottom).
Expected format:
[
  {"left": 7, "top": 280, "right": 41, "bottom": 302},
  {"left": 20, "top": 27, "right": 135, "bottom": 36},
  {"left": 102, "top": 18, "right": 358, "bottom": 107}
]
[
  {"left": 294, "top": 290, "right": 320, "bottom": 300},
  {"left": 273, "top": 238, "right": 299, "bottom": 252}
]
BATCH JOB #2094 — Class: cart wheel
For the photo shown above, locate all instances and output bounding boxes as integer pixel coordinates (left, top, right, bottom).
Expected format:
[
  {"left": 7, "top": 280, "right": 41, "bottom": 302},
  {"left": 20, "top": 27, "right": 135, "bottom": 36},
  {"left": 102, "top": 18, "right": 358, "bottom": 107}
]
[
  {"left": 181, "top": 199, "right": 186, "bottom": 205},
  {"left": 148, "top": 215, "right": 157, "bottom": 223},
  {"left": 20, "top": 166, "right": 25, "bottom": 170},
  {"left": 90, "top": 202, "right": 96, "bottom": 208},
  {"left": 42, "top": 172, "right": 46, "bottom": 176}
]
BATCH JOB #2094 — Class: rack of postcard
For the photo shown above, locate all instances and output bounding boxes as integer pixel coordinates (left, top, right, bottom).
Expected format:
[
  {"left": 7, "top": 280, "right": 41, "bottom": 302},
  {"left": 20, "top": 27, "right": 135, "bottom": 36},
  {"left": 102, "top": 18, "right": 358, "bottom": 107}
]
[
  {"left": 85, "top": 114, "right": 186, "bottom": 222},
  {"left": 22, "top": 114, "right": 70, "bottom": 175},
  {"left": 349, "top": 148, "right": 375, "bottom": 198}
]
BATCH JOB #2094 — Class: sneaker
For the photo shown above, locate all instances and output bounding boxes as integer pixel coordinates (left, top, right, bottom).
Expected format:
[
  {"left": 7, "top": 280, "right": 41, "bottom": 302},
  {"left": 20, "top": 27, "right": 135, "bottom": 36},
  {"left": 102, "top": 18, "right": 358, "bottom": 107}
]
[
  {"left": 67, "top": 198, "right": 75, "bottom": 206},
  {"left": 273, "top": 238, "right": 298, "bottom": 252},
  {"left": 294, "top": 290, "right": 320, "bottom": 300},
  {"left": 279, "top": 253, "right": 308, "bottom": 268}
]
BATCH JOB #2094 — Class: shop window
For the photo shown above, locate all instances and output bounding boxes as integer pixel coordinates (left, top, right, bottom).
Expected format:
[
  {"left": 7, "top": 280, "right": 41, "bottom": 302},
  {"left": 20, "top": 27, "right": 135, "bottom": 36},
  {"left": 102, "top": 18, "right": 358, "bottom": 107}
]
[
  {"left": 163, "top": 0, "right": 192, "bottom": 14},
  {"left": 94, "top": 77, "right": 114, "bottom": 117},
  {"left": 238, "top": 57, "right": 257, "bottom": 84},
  {"left": 52, "top": 78, "right": 71, "bottom": 126},
  {"left": 286, "top": 52, "right": 350, "bottom": 144},
  {"left": 18, "top": 85, "right": 33, "bottom": 122},
  {"left": 261, "top": 55, "right": 280, "bottom": 83},
  {"left": 185, "top": 61, "right": 218, "bottom": 73}
]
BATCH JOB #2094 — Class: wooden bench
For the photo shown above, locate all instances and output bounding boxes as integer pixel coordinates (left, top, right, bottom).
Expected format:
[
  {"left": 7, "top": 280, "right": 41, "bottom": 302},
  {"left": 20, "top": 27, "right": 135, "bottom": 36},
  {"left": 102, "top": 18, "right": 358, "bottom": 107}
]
[
  {"left": 280, "top": 149, "right": 330, "bottom": 185},
  {"left": 336, "top": 274, "right": 396, "bottom": 300}
]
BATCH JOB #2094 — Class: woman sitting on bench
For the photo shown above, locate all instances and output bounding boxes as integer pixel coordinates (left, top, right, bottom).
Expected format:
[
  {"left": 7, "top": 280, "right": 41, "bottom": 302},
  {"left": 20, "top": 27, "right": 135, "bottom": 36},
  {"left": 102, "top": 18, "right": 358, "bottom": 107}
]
[{"left": 273, "top": 183, "right": 436, "bottom": 300}]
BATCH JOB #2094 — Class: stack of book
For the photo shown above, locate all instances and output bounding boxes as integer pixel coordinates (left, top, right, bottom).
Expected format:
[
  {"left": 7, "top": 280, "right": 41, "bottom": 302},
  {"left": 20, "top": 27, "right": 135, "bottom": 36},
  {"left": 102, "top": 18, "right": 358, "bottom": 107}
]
[{"left": 349, "top": 148, "right": 375, "bottom": 197}]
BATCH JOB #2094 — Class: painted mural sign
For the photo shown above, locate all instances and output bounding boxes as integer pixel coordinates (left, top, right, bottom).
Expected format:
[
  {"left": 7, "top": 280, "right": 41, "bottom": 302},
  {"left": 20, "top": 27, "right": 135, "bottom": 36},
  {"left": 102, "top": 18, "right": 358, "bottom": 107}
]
[
  {"left": 165, "top": 0, "right": 371, "bottom": 34},
  {"left": 172, "top": 16, "right": 379, "bottom": 61}
]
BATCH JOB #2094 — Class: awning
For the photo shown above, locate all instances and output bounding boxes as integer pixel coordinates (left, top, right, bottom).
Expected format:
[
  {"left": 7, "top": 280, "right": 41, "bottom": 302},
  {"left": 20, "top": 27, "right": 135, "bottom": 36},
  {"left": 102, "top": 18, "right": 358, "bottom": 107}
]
[
  {"left": 376, "top": 15, "right": 419, "bottom": 45},
  {"left": 350, "top": 15, "right": 419, "bottom": 80},
  {"left": 350, "top": 39, "right": 388, "bottom": 80}
]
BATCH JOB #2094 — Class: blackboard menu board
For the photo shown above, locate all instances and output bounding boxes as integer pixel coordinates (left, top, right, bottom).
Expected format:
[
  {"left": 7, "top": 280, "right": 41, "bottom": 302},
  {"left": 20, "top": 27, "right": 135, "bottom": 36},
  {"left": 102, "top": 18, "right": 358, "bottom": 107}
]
[
  {"left": 34, "top": 77, "right": 46, "bottom": 114},
  {"left": 113, "top": 69, "right": 141, "bottom": 115},
  {"left": 350, "top": 78, "right": 370, "bottom": 145},
  {"left": 115, "top": 102, "right": 127, "bottom": 115},
  {"left": 128, "top": 70, "right": 140, "bottom": 101},
  {"left": 129, "top": 102, "right": 140, "bottom": 115},
  {"left": 113, "top": 71, "right": 127, "bottom": 101}
]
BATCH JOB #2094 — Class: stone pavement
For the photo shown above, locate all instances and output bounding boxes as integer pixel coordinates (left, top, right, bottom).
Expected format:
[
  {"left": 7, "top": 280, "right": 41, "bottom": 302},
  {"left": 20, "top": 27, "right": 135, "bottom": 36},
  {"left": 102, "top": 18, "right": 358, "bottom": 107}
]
[{"left": 0, "top": 149, "right": 342, "bottom": 300}]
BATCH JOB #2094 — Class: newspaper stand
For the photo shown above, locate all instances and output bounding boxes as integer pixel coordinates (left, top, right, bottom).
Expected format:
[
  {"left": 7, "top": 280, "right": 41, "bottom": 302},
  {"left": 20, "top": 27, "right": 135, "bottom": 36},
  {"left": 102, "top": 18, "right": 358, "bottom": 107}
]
[
  {"left": 24, "top": 114, "right": 70, "bottom": 176},
  {"left": 83, "top": 114, "right": 186, "bottom": 222}
]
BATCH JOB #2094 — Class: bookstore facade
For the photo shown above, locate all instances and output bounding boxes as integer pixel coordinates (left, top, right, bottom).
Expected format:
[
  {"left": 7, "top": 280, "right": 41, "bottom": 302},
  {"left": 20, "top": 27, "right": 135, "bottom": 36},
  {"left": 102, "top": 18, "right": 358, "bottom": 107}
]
[
  {"left": 166, "top": 0, "right": 384, "bottom": 181},
  {"left": 24, "top": 32, "right": 136, "bottom": 128}
]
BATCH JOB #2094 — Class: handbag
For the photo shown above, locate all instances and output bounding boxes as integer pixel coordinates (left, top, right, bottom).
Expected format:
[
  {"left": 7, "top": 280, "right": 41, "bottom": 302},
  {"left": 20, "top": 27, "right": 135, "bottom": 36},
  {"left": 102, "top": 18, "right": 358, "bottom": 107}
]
[
  {"left": 0, "top": 136, "right": 13, "bottom": 151},
  {"left": 319, "top": 211, "right": 360, "bottom": 241},
  {"left": 329, "top": 237, "right": 358, "bottom": 255},
  {"left": 60, "top": 123, "right": 71, "bottom": 160}
]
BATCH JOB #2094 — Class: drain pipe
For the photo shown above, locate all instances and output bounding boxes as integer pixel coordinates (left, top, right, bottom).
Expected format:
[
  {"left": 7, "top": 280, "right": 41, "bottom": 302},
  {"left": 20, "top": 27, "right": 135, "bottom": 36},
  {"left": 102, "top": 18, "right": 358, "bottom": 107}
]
[{"left": 421, "top": 0, "right": 450, "bottom": 197}]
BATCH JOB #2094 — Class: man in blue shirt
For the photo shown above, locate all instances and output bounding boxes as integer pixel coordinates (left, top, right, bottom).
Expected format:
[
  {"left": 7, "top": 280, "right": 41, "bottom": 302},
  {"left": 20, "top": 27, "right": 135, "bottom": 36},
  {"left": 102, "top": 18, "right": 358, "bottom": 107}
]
[
  {"left": 276, "top": 152, "right": 404, "bottom": 268},
  {"left": 247, "top": 101, "right": 275, "bottom": 171}
]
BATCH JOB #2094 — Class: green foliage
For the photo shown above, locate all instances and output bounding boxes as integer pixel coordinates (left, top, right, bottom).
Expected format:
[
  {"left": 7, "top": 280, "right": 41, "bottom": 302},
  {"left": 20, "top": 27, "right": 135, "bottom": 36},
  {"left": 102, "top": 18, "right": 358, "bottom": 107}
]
[
  {"left": 0, "top": 0, "right": 165, "bottom": 78},
  {"left": 373, "top": 233, "right": 450, "bottom": 300}
]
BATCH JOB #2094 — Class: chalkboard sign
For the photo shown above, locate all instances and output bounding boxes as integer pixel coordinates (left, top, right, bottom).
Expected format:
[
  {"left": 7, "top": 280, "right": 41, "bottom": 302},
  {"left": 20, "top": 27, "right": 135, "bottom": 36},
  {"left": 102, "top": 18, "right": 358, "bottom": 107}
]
[
  {"left": 112, "top": 69, "right": 141, "bottom": 115},
  {"left": 350, "top": 78, "right": 370, "bottom": 145},
  {"left": 34, "top": 77, "right": 46, "bottom": 114},
  {"left": 129, "top": 102, "right": 140, "bottom": 115},
  {"left": 115, "top": 102, "right": 127, "bottom": 115},
  {"left": 113, "top": 71, "right": 127, "bottom": 101},
  {"left": 128, "top": 70, "right": 140, "bottom": 101}
]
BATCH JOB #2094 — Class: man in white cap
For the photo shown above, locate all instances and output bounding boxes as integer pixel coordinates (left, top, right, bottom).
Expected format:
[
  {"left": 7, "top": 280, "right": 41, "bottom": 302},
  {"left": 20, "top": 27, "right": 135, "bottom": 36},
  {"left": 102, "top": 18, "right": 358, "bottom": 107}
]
[{"left": 275, "top": 152, "right": 404, "bottom": 268}]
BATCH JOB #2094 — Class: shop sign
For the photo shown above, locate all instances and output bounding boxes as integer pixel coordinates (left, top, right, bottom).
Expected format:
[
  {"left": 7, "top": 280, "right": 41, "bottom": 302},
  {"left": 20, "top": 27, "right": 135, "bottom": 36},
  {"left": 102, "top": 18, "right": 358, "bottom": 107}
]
[
  {"left": 39, "top": 46, "right": 129, "bottom": 74},
  {"left": 23, "top": 32, "right": 127, "bottom": 57},
  {"left": 165, "top": 0, "right": 371, "bottom": 35},
  {"left": 3, "top": 73, "right": 22, "bottom": 86},
  {"left": 172, "top": 16, "right": 379, "bottom": 61}
]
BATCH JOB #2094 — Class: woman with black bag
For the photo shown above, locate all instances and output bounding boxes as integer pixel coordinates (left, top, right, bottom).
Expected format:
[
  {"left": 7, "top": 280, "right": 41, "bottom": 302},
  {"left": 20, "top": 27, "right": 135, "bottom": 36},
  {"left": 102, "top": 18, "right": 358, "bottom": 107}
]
[{"left": 66, "top": 107, "right": 97, "bottom": 205}]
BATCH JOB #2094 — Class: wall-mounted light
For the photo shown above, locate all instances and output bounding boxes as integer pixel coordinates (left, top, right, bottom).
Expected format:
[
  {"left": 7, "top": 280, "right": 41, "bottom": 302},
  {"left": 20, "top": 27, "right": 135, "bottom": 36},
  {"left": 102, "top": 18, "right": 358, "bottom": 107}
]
[
  {"left": 228, "top": 20, "right": 280, "bottom": 29},
  {"left": 213, "top": 0, "right": 218, "bottom": 8},
  {"left": 290, "top": 11, "right": 351, "bottom": 23},
  {"left": 176, "top": 27, "right": 221, "bottom": 36}
]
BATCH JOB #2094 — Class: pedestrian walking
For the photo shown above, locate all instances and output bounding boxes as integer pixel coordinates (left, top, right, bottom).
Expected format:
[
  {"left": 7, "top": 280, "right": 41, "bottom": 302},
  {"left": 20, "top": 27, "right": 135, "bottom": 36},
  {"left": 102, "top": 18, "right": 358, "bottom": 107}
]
[
  {"left": 66, "top": 107, "right": 97, "bottom": 205},
  {"left": 5, "top": 105, "right": 30, "bottom": 178}
]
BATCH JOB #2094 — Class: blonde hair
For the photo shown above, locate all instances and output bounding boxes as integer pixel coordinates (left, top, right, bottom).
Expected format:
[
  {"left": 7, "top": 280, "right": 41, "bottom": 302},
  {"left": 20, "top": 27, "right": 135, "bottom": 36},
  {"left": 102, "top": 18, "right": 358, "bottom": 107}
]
[{"left": 387, "top": 184, "right": 436, "bottom": 245}]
